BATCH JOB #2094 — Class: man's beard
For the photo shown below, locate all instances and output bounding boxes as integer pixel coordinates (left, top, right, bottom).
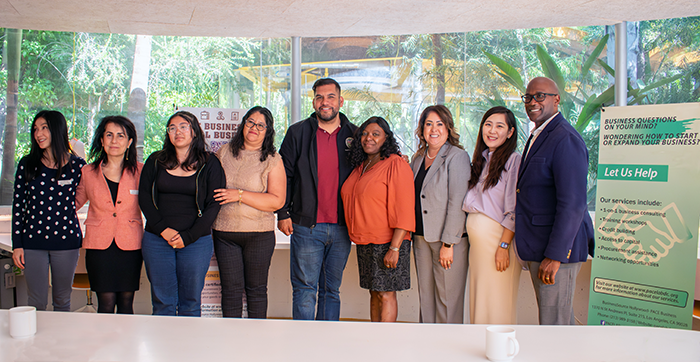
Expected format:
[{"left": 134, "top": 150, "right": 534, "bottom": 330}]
[{"left": 317, "top": 108, "right": 339, "bottom": 122}]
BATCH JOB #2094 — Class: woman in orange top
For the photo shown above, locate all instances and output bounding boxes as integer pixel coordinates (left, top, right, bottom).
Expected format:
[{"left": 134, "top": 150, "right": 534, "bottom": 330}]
[
  {"left": 341, "top": 116, "right": 415, "bottom": 322},
  {"left": 76, "top": 116, "right": 144, "bottom": 313}
]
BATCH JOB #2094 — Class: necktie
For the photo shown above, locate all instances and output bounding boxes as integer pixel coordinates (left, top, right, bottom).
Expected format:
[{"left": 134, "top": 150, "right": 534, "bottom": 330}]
[{"left": 523, "top": 134, "right": 534, "bottom": 160}]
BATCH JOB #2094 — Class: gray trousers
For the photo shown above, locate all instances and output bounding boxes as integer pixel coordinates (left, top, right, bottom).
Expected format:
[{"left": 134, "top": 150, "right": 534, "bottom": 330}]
[
  {"left": 413, "top": 235, "right": 469, "bottom": 323},
  {"left": 23, "top": 249, "right": 80, "bottom": 311},
  {"left": 527, "top": 261, "right": 582, "bottom": 325}
]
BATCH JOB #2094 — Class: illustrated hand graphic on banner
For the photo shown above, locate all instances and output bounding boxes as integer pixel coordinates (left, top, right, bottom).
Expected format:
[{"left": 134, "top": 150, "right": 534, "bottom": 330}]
[{"left": 598, "top": 202, "right": 692, "bottom": 263}]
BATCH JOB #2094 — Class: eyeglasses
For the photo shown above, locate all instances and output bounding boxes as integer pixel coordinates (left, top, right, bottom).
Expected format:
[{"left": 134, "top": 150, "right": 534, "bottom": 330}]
[
  {"left": 167, "top": 124, "right": 191, "bottom": 134},
  {"left": 521, "top": 93, "right": 558, "bottom": 103},
  {"left": 245, "top": 120, "right": 267, "bottom": 131}
]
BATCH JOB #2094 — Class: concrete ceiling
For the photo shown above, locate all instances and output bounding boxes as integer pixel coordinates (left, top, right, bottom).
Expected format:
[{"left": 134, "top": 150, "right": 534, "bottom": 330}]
[{"left": 0, "top": 0, "right": 698, "bottom": 38}]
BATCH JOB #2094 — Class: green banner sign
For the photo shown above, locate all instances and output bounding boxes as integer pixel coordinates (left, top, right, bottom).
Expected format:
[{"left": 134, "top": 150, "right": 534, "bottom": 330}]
[
  {"left": 597, "top": 164, "right": 668, "bottom": 182},
  {"left": 588, "top": 103, "right": 700, "bottom": 330}
]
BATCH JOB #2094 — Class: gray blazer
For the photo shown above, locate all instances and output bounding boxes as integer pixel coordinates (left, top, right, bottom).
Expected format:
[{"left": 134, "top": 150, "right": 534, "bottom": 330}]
[{"left": 411, "top": 143, "right": 471, "bottom": 244}]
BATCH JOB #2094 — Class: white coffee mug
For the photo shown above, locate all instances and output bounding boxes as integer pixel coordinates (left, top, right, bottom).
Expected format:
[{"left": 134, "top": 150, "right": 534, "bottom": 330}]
[
  {"left": 9, "top": 306, "right": 37, "bottom": 339},
  {"left": 485, "top": 326, "right": 520, "bottom": 361}
]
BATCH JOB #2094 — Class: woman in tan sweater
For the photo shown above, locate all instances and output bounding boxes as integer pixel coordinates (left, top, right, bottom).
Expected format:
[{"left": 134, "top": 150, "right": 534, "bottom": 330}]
[{"left": 212, "top": 106, "right": 286, "bottom": 318}]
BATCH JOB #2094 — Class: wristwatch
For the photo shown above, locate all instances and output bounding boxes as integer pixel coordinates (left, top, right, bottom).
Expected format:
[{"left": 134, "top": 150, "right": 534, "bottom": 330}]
[
  {"left": 442, "top": 243, "right": 452, "bottom": 248},
  {"left": 499, "top": 242, "right": 510, "bottom": 249}
]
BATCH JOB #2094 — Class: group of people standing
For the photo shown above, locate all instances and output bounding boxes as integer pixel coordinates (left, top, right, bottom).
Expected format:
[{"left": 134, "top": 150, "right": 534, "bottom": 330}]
[
  {"left": 11, "top": 106, "right": 281, "bottom": 318},
  {"left": 11, "top": 75, "right": 593, "bottom": 326},
  {"left": 280, "top": 76, "right": 593, "bottom": 326}
]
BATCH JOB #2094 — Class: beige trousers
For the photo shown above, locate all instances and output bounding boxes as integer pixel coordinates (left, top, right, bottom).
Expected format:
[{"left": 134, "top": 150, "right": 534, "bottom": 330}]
[{"left": 466, "top": 212, "right": 521, "bottom": 324}]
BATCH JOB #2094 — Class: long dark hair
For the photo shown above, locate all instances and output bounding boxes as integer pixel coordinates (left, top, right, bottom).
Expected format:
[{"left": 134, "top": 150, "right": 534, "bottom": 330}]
[
  {"left": 348, "top": 116, "right": 401, "bottom": 169},
  {"left": 228, "top": 106, "right": 276, "bottom": 162},
  {"left": 414, "top": 105, "right": 463, "bottom": 158},
  {"left": 468, "top": 106, "right": 518, "bottom": 190},
  {"left": 156, "top": 111, "right": 208, "bottom": 171},
  {"left": 25, "top": 110, "right": 76, "bottom": 181},
  {"left": 89, "top": 116, "right": 138, "bottom": 175}
]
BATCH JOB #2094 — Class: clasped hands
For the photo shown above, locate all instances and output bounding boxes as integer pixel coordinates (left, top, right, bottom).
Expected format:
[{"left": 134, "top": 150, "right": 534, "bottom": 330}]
[{"left": 161, "top": 228, "right": 184, "bottom": 249}]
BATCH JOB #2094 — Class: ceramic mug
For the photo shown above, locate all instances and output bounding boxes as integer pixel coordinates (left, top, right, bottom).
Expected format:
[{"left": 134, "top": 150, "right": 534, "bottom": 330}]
[
  {"left": 485, "top": 326, "right": 520, "bottom": 361},
  {"left": 9, "top": 306, "right": 37, "bottom": 338}
]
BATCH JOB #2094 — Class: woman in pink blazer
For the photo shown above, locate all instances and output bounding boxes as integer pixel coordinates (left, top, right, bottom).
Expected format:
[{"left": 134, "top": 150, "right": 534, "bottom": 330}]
[{"left": 76, "top": 116, "right": 144, "bottom": 314}]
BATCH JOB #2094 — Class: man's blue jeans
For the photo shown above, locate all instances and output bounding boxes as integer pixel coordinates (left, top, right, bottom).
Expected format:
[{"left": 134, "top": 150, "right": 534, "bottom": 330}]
[
  {"left": 142, "top": 231, "right": 213, "bottom": 316},
  {"left": 290, "top": 223, "right": 351, "bottom": 320}
]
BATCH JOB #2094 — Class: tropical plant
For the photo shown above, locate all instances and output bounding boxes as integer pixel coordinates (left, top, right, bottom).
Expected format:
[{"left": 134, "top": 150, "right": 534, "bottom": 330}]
[
  {"left": 484, "top": 34, "right": 612, "bottom": 133},
  {"left": 483, "top": 31, "right": 696, "bottom": 205},
  {"left": 0, "top": 29, "right": 22, "bottom": 204}
]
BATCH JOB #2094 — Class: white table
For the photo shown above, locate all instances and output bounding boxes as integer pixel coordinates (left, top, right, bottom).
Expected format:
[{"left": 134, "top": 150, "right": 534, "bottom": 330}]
[{"left": 1, "top": 310, "right": 698, "bottom": 361}]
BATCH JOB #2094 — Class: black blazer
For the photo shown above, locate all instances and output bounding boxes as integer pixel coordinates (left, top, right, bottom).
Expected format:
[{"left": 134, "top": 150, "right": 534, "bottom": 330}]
[{"left": 277, "top": 112, "right": 357, "bottom": 228}]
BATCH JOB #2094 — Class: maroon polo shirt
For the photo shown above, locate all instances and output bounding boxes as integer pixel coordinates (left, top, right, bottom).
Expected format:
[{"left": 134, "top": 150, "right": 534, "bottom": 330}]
[{"left": 316, "top": 126, "right": 340, "bottom": 224}]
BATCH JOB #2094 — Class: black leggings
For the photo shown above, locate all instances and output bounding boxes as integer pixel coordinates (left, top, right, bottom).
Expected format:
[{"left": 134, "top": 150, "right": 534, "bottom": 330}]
[
  {"left": 213, "top": 230, "right": 275, "bottom": 318},
  {"left": 96, "top": 292, "right": 136, "bottom": 314}
]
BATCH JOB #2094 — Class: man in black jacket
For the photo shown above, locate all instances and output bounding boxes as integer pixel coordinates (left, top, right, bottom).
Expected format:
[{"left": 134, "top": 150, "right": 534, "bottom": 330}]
[{"left": 277, "top": 78, "right": 358, "bottom": 320}]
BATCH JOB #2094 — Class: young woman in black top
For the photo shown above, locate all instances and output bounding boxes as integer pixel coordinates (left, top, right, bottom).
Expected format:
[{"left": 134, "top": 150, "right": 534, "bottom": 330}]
[{"left": 138, "top": 111, "right": 225, "bottom": 316}]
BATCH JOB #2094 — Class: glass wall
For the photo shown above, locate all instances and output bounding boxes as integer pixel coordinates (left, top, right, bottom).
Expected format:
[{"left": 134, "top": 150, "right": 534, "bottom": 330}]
[{"left": 0, "top": 16, "right": 698, "bottom": 206}]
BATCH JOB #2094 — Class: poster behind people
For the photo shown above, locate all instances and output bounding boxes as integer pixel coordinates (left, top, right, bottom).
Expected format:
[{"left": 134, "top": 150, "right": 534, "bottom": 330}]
[
  {"left": 200, "top": 255, "right": 222, "bottom": 318},
  {"left": 180, "top": 107, "right": 244, "bottom": 318},
  {"left": 588, "top": 103, "right": 700, "bottom": 329},
  {"left": 179, "top": 107, "right": 244, "bottom": 152}
]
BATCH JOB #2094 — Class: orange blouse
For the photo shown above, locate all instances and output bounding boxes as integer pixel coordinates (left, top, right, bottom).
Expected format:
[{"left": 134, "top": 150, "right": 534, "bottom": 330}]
[{"left": 341, "top": 154, "right": 415, "bottom": 245}]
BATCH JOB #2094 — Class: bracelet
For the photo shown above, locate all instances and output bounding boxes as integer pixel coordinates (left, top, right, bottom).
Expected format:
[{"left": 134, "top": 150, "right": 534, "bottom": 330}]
[
  {"left": 389, "top": 246, "right": 400, "bottom": 252},
  {"left": 238, "top": 189, "right": 243, "bottom": 205}
]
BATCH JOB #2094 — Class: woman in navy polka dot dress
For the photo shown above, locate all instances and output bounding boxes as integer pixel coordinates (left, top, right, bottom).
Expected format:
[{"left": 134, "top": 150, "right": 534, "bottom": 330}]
[{"left": 11, "top": 110, "right": 86, "bottom": 311}]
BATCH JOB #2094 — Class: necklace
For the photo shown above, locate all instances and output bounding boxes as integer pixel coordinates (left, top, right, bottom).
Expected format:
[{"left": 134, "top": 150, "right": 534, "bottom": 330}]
[
  {"left": 426, "top": 149, "right": 438, "bottom": 160},
  {"left": 362, "top": 154, "right": 380, "bottom": 175}
]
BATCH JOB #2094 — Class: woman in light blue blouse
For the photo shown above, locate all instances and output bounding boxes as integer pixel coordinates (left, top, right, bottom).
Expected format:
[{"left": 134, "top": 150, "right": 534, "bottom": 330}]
[
  {"left": 462, "top": 106, "right": 521, "bottom": 324},
  {"left": 12, "top": 110, "right": 85, "bottom": 311}
]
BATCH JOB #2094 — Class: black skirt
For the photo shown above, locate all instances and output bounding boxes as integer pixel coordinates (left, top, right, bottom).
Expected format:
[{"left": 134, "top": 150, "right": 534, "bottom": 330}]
[
  {"left": 85, "top": 241, "right": 143, "bottom": 292},
  {"left": 356, "top": 239, "right": 411, "bottom": 292}
]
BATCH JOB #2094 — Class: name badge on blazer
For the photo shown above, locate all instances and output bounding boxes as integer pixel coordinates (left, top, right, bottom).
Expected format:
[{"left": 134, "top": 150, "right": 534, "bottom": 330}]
[
  {"left": 57, "top": 179, "right": 73, "bottom": 186},
  {"left": 130, "top": 190, "right": 139, "bottom": 195}
]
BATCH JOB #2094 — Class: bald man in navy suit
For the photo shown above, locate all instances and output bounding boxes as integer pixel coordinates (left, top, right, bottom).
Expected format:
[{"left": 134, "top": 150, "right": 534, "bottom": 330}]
[{"left": 515, "top": 77, "right": 595, "bottom": 325}]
